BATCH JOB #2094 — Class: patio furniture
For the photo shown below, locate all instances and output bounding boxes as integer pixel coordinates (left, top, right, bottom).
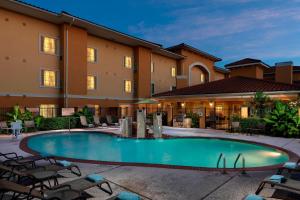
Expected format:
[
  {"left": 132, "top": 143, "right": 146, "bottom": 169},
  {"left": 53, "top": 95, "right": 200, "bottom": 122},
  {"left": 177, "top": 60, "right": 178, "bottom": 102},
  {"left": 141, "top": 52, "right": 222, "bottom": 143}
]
[
  {"left": 36, "top": 160, "right": 82, "bottom": 177},
  {"left": 93, "top": 115, "right": 102, "bottom": 127},
  {"left": 10, "top": 121, "right": 22, "bottom": 139},
  {"left": 0, "top": 121, "right": 10, "bottom": 133},
  {"left": 173, "top": 114, "right": 185, "bottom": 127},
  {"left": 24, "top": 120, "right": 36, "bottom": 132},
  {"left": 106, "top": 115, "right": 120, "bottom": 127},
  {"left": 242, "top": 194, "right": 265, "bottom": 200},
  {"left": 247, "top": 123, "right": 266, "bottom": 135},
  {"left": 80, "top": 116, "right": 94, "bottom": 128},
  {"left": 255, "top": 175, "right": 300, "bottom": 195},
  {"left": 277, "top": 159, "right": 300, "bottom": 175},
  {"left": 107, "top": 191, "right": 141, "bottom": 200},
  {"left": 0, "top": 179, "right": 82, "bottom": 200}
]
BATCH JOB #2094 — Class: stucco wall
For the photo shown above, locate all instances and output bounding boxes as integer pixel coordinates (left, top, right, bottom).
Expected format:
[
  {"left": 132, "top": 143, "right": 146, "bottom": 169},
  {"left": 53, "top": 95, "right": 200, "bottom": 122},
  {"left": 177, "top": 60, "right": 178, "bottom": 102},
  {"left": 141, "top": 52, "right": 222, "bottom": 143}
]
[
  {"left": 151, "top": 53, "right": 177, "bottom": 94},
  {"left": 229, "top": 65, "right": 264, "bottom": 79}
]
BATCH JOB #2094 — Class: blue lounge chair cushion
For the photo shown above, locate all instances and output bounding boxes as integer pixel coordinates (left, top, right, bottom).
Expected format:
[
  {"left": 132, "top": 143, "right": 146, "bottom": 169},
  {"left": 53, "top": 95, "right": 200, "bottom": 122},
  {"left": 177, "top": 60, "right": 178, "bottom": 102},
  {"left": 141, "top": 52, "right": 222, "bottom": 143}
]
[
  {"left": 57, "top": 160, "right": 72, "bottom": 167},
  {"left": 117, "top": 192, "right": 141, "bottom": 200},
  {"left": 269, "top": 175, "right": 285, "bottom": 183},
  {"left": 245, "top": 194, "right": 264, "bottom": 200},
  {"left": 86, "top": 174, "right": 104, "bottom": 183},
  {"left": 283, "top": 162, "right": 297, "bottom": 169}
]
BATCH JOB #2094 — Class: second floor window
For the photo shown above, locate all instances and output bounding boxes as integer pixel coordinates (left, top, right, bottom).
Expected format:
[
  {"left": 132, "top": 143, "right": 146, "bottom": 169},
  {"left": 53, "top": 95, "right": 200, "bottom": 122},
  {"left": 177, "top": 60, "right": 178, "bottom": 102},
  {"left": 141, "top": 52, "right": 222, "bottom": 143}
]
[
  {"left": 171, "top": 67, "right": 176, "bottom": 77},
  {"left": 200, "top": 73, "right": 205, "bottom": 83},
  {"left": 151, "top": 62, "right": 154, "bottom": 73},
  {"left": 87, "top": 48, "right": 97, "bottom": 63},
  {"left": 41, "top": 70, "right": 58, "bottom": 87},
  {"left": 124, "top": 80, "right": 132, "bottom": 93},
  {"left": 151, "top": 83, "right": 155, "bottom": 95},
  {"left": 41, "top": 36, "right": 58, "bottom": 55},
  {"left": 87, "top": 75, "right": 96, "bottom": 90},
  {"left": 125, "top": 56, "right": 132, "bottom": 69}
]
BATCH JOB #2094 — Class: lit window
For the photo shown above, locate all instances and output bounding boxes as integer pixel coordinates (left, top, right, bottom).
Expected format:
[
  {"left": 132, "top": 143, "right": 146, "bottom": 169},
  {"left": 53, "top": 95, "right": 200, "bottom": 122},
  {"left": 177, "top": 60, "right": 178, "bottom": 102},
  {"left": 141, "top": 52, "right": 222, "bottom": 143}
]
[
  {"left": 87, "top": 48, "right": 97, "bottom": 63},
  {"left": 151, "top": 62, "right": 154, "bottom": 73},
  {"left": 171, "top": 67, "right": 176, "bottom": 77},
  {"left": 40, "top": 104, "right": 57, "bottom": 118},
  {"left": 41, "top": 36, "right": 57, "bottom": 55},
  {"left": 42, "top": 70, "right": 57, "bottom": 87},
  {"left": 151, "top": 83, "right": 155, "bottom": 94},
  {"left": 200, "top": 73, "right": 205, "bottom": 83},
  {"left": 125, "top": 56, "right": 132, "bottom": 69},
  {"left": 216, "top": 105, "right": 223, "bottom": 114},
  {"left": 87, "top": 75, "right": 96, "bottom": 90},
  {"left": 124, "top": 80, "right": 132, "bottom": 93},
  {"left": 241, "top": 107, "right": 249, "bottom": 118}
]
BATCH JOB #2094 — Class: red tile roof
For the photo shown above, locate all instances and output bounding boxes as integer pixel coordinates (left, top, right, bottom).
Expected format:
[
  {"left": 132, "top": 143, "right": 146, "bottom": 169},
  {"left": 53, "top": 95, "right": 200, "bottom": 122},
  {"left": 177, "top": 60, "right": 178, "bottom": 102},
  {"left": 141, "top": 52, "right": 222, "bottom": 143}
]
[
  {"left": 225, "top": 58, "right": 270, "bottom": 68},
  {"left": 153, "top": 76, "right": 300, "bottom": 97}
]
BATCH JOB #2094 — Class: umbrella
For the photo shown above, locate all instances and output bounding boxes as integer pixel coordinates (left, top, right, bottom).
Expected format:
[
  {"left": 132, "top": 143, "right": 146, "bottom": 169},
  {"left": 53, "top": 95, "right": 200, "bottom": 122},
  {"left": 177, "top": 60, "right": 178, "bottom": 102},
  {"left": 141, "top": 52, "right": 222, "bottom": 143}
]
[{"left": 135, "top": 99, "right": 159, "bottom": 104}]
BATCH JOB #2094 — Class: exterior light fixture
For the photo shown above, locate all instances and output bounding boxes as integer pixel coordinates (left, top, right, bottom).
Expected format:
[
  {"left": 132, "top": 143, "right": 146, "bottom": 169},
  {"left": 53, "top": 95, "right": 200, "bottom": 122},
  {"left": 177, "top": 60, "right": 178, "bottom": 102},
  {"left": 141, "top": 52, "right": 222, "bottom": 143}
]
[
  {"left": 158, "top": 103, "right": 162, "bottom": 108},
  {"left": 181, "top": 103, "right": 185, "bottom": 108},
  {"left": 209, "top": 101, "right": 214, "bottom": 107}
]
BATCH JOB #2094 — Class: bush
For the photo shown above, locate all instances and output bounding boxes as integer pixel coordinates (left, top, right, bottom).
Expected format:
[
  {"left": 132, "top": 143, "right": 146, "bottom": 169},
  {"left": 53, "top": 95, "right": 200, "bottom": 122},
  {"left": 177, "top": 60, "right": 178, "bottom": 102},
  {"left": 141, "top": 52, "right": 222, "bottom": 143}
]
[
  {"left": 39, "top": 117, "right": 78, "bottom": 130},
  {"left": 240, "top": 118, "right": 265, "bottom": 133},
  {"left": 186, "top": 112, "right": 200, "bottom": 128}
]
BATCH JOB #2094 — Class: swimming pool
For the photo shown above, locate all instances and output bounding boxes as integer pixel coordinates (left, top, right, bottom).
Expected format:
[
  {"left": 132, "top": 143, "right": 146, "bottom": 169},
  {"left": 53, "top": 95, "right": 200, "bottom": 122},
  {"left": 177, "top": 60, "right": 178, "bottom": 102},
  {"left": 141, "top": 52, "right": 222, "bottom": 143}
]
[{"left": 25, "top": 132, "right": 289, "bottom": 169}]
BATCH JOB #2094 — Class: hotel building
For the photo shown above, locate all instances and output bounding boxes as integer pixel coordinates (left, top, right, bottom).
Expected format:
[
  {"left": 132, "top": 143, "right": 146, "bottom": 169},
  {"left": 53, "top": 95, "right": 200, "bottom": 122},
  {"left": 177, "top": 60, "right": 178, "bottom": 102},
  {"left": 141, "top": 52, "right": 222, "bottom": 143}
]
[{"left": 0, "top": 0, "right": 299, "bottom": 128}]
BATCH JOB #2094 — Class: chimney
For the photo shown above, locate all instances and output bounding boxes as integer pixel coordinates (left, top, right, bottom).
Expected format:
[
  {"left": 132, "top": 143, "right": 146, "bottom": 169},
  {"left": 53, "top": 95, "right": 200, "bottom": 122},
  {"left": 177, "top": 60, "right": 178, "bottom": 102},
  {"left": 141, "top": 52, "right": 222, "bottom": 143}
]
[{"left": 275, "top": 61, "right": 293, "bottom": 84}]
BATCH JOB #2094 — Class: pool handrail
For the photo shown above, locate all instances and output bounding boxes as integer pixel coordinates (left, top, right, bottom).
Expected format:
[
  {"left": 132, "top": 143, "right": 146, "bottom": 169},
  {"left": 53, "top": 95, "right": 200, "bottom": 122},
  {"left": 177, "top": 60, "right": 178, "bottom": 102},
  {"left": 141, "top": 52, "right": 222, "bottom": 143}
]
[{"left": 216, "top": 153, "right": 223, "bottom": 168}]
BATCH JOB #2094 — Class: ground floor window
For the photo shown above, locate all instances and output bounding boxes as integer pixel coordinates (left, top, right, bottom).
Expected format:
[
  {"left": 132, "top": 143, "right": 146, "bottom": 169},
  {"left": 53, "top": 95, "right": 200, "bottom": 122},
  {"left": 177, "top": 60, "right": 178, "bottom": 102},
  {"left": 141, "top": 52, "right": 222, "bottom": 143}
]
[{"left": 40, "top": 104, "right": 57, "bottom": 118}]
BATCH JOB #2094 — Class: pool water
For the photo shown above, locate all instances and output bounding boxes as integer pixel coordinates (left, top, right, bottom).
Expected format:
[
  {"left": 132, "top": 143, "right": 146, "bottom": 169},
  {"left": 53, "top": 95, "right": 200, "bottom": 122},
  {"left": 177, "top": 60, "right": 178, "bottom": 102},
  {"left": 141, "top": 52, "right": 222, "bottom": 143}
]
[{"left": 27, "top": 132, "right": 289, "bottom": 168}]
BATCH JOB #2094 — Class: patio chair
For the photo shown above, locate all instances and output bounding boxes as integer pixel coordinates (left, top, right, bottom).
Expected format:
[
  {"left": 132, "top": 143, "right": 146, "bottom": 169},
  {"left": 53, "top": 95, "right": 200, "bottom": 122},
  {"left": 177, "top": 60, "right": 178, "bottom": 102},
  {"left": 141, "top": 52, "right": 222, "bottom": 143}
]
[
  {"left": 106, "top": 191, "right": 141, "bottom": 200},
  {"left": 80, "top": 116, "right": 94, "bottom": 128},
  {"left": 277, "top": 159, "right": 300, "bottom": 175},
  {"left": 242, "top": 194, "right": 265, "bottom": 200},
  {"left": 93, "top": 115, "right": 102, "bottom": 127},
  {"left": 10, "top": 121, "right": 22, "bottom": 139},
  {"left": 106, "top": 115, "right": 119, "bottom": 127},
  {"left": 0, "top": 121, "right": 10, "bottom": 133},
  {"left": 0, "top": 179, "right": 82, "bottom": 200},
  {"left": 24, "top": 120, "right": 36, "bottom": 132},
  {"left": 255, "top": 175, "right": 300, "bottom": 195}
]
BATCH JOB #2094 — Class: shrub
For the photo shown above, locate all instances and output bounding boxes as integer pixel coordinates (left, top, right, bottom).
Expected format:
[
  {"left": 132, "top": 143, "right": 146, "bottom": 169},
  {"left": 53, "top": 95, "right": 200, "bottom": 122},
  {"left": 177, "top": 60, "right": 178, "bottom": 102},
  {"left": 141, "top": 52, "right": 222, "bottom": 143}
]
[
  {"left": 264, "top": 101, "right": 300, "bottom": 137},
  {"left": 39, "top": 117, "right": 78, "bottom": 130},
  {"left": 185, "top": 112, "right": 200, "bottom": 128},
  {"left": 240, "top": 118, "right": 265, "bottom": 133},
  {"left": 73, "top": 106, "right": 93, "bottom": 124}
]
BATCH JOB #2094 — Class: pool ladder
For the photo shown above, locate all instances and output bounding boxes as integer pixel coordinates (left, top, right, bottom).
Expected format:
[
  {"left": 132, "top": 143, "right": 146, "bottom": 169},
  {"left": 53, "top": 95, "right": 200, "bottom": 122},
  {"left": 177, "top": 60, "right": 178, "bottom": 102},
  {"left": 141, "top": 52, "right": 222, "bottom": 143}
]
[
  {"left": 233, "top": 153, "right": 247, "bottom": 174},
  {"left": 217, "top": 153, "right": 247, "bottom": 174}
]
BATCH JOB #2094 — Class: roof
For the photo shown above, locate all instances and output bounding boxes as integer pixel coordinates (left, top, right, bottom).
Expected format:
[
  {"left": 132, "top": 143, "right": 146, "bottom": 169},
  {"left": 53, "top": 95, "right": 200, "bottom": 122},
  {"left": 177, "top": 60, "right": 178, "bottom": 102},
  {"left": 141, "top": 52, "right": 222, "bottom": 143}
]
[
  {"left": 225, "top": 58, "right": 270, "bottom": 69},
  {"left": 153, "top": 76, "right": 300, "bottom": 97},
  {"left": 1, "top": 0, "right": 183, "bottom": 60},
  {"left": 214, "top": 66, "right": 229, "bottom": 74},
  {"left": 166, "top": 43, "right": 222, "bottom": 62}
]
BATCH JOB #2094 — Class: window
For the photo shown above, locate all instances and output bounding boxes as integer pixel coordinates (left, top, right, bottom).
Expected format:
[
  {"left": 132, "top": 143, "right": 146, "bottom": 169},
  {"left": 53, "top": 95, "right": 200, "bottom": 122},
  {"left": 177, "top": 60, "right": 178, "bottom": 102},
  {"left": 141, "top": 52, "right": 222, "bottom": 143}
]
[
  {"left": 241, "top": 107, "right": 249, "bottom": 118},
  {"left": 200, "top": 73, "right": 205, "bottom": 83},
  {"left": 151, "top": 83, "right": 155, "bottom": 95},
  {"left": 40, "top": 104, "right": 57, "bottom": 118},
  {"left": 41, "top": 70, "right": 58, "bottom": 87},
  {"left": 124, "top": 56, "right": 132, "bottom": 69},
  {"left": 170, "top": 86, "right": 176, "bottom": 91},
  {"left": 87, "top": 48, "right": 97, "bottom": 63},
  {"left": 151, "top": 62, "right": 154, "bottom": 73},
  {"left": 87, "top": 75, "right": 96, "bottom": 90},
  {"left": 124, "top": 80, "right": 132, "bottom": 93},
  {"left": 171, "top": 67, "right": 176, "bottom": 77},
  {"left": 41, "top": 36, "right": 58, "bottom": 55}
]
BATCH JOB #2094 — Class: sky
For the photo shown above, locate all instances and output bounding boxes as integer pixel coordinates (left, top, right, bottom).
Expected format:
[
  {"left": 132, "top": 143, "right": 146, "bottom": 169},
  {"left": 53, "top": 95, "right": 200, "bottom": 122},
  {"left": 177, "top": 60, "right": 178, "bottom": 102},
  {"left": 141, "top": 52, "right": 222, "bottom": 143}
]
[{"left": 22, "top": 0, "right": 300, "bottom": 67}]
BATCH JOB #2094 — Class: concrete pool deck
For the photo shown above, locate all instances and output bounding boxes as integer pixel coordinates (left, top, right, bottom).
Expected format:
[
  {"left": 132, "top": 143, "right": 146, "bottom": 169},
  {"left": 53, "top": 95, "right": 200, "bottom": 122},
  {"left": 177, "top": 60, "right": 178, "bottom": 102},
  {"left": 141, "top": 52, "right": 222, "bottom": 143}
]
[{"left": 1, "top": 127, "right": 300, "bottom": 200}]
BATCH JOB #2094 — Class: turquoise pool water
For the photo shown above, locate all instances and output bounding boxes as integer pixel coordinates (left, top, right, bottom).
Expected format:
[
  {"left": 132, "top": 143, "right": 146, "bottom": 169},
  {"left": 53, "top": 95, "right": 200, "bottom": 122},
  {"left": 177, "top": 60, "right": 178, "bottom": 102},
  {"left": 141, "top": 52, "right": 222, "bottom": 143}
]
[{"left": 27, "top": 132, "right": 289, "bottom": 168}]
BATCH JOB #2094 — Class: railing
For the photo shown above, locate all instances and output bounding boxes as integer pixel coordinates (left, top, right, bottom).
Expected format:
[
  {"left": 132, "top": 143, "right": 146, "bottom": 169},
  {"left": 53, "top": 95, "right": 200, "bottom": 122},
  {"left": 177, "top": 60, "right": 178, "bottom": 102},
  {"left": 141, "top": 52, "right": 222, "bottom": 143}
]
[
  {"left": 216, "top": 153, "right": 223, "bottom": 168},
  {"left": 233, "top": 153, "right": 247, "bottom": 174},
  {"left": 216, "top": 153, "right": 227, "bottom": 174}
]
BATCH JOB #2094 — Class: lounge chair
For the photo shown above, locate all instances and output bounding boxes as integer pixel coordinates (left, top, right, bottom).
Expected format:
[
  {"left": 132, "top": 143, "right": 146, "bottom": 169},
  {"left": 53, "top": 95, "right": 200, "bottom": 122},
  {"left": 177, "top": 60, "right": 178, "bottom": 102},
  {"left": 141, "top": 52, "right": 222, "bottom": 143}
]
[
  {"left": 277, "top": 159, "right": 300, "bottom": 175},
  {"left": 93, "top": 115, "right": 102, "bottom": 127},
  {"left": 242, "top": 194, "right": 265, "bottom": 200},
  {"left": 0, "top": 164, "right": 59, "bottom": 187},
  {"left": 0, "top": 179, "right": 82, "bottom": 200},
  {"left": 255, "top": 175, "right": 300, "bottom": 195},
  {"left": 0, "top": 121, "right": 10, "bottom": 133},
  {"left": 107, "top": 191, "right": 141, "bottom": 200},
  {"left": 80, "top": 116, "right": 94, "bottom": 128},
  {"left": 106, "top": 115, "right": 119, "bottom": 127},
  {"left": 24, "top": 120, "right": 36, "bottom": 132}
]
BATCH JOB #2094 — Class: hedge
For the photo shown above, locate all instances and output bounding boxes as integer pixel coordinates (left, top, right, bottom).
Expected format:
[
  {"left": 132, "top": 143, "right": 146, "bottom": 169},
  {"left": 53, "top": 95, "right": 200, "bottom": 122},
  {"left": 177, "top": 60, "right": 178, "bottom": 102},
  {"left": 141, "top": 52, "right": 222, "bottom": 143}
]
[
  {"left": 239, "top": 118, "right": 266, "bottom": 134},
  {"left": 39, "top": 117, "right": 79, "bottom": 130}
]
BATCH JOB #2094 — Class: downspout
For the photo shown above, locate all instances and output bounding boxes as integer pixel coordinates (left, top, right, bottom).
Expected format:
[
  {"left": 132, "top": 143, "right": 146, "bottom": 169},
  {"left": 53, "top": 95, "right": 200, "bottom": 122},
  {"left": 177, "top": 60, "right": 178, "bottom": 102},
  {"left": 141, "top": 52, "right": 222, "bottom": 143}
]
[{"left": 65, "top": 17, "right": 75, "bottom": 107}]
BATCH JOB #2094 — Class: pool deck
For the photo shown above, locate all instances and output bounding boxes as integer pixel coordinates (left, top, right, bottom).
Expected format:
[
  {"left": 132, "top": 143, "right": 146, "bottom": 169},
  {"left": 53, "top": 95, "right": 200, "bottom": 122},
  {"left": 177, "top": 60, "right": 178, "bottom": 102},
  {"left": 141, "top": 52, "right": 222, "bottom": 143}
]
[{"left": 1, "top": 127, "right": 300, "bottom": 200}]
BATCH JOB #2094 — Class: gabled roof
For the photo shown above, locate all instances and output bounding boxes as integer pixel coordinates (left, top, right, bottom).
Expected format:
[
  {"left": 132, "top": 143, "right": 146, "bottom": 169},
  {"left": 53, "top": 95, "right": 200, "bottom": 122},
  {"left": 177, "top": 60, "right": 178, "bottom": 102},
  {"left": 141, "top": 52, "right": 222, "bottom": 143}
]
[
  {"left": 225, "top": 58, "right": 270, "bottom": 69},
  {"left": 1, "top": 0, "right": 184, "bottom": 59},
  {"left": 153, "top": 76, "right": 300, "bottom": 98},
  {"left": 166, "top": 43, "right": 222, "bottom": 62}
]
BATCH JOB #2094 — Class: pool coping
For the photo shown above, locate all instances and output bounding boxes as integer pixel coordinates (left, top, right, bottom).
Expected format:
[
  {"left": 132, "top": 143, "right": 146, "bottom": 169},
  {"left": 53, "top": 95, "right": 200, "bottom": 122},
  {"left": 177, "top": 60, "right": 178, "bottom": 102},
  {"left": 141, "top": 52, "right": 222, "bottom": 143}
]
[{"left": 19, "top": 130, "right": 299, "bottom": 172}]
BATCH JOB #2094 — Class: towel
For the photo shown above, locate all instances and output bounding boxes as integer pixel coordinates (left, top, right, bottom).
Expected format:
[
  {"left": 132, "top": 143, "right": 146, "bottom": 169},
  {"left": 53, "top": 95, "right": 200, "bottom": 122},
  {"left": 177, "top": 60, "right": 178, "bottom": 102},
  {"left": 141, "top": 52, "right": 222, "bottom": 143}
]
[
  {"left": 269, "top": 175, "right": 285, "bottom": 183},
  {"left": 283, "top": 162, "right": 297, "bottom": 169},
  {"left": 244, "top": 194, "right": 264, "bottom": 200},
  {"left": 86, "top": 174, "right": 104, "bottom": 183},
  {"left": 117, "top": 192, "right": 141, "bottom": 200},
  {"left": 57, "top": 160, "right": 72, "bottom": 167}
]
